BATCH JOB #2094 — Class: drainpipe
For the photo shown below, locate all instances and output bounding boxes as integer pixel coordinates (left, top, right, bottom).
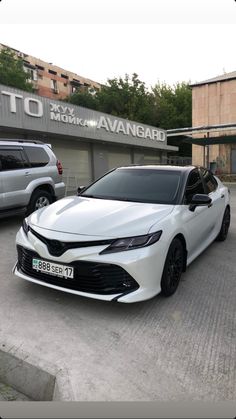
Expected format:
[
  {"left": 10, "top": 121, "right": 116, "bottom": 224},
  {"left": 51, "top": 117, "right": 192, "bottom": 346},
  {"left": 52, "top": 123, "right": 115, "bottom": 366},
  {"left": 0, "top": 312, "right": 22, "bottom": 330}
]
[{"left": 206, "top": 132, "right": 210, "bottom": 168}]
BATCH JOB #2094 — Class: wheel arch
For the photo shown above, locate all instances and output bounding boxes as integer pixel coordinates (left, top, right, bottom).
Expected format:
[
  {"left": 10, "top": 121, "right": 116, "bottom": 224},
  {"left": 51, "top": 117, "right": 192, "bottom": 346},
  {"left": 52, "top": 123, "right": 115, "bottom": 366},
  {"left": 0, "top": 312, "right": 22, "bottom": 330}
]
[
  {"left": 173, "top": 233, "right": 188, "bottom": 272},
  {"left": 31, "top": 184, "right": 55, "bottom": 200}
]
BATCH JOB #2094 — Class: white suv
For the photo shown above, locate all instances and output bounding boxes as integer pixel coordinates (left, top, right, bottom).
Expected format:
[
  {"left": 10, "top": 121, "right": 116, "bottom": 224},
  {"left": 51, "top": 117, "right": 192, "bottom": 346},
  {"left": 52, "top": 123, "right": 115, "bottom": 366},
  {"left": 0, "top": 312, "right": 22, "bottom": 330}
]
[{"left": 0, "top": 139, "right": 65, "bottom": 217}]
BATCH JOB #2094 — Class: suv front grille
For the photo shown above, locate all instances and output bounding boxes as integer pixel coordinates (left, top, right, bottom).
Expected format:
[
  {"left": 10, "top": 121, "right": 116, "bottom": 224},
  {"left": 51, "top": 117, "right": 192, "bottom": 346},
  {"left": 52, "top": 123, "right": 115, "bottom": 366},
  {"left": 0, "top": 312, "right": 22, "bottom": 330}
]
[{"left": 17, "top": 245, "right": 139, "bottom": 295}]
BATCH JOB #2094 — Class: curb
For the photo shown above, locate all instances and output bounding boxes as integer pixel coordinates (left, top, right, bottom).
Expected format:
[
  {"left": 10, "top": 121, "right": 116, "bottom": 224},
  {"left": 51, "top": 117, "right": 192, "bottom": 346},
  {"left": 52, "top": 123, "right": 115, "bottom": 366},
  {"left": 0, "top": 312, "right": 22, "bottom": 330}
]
[{"left": 0, "top": 341, "right": 75, "bottom": 401}]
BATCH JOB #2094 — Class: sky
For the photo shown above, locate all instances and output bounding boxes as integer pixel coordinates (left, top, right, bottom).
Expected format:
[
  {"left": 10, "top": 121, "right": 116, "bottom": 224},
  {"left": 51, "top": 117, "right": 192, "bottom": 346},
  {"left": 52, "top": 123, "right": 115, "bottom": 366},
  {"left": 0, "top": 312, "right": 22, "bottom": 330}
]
[{"left": 0, "top": 0, "right": 235, "bottom": 88}]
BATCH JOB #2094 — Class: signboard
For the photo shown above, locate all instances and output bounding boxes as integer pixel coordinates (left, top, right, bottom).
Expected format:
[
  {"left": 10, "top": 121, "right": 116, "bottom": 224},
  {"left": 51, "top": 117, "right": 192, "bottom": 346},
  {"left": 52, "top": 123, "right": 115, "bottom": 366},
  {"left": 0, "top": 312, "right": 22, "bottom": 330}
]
[{"left": 0, "top": 85, "right": 168, "bottom": 149}]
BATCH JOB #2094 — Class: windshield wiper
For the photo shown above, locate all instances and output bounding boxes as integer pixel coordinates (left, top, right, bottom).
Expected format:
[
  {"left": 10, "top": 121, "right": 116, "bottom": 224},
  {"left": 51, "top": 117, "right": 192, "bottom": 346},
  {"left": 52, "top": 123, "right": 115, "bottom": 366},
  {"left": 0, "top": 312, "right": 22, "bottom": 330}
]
[{"left": 81, "top": 194, "right": 110, "bottom": 200}]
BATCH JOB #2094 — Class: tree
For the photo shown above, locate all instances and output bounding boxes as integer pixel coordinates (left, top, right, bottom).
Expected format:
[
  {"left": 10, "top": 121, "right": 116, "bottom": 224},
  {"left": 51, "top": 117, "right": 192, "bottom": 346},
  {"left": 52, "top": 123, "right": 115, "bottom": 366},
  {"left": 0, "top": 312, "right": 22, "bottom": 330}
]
[
  {"left": 152, "top": 82, "right": 192, "bottom": 130},
  {"left": 66, "top": 74, "right": 192, "bottom": 156},
  {"left": 152, "top": 82, "right": 192, "bottom": 155},
  {"left": 0, "top": 47, "right": 33, "bottom": 92},
  {"left": 67, "top": 88, "right": 99, "bottom": 110},
  {"left": 96, "top": 73, "right": 156, "bottom": 125},
  {"left": 67, "top": 73, "right": 156, "bottom": 125}
]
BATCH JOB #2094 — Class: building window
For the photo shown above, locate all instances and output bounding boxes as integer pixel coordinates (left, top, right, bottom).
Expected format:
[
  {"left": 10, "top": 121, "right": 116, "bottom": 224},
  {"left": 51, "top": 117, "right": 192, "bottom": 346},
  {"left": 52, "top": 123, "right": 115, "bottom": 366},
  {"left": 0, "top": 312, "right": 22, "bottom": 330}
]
[
  {"left": 35, "top": 65, "right": 44, "bottom": 79},
  {"left": 51, "top": 79, "right": 58, "bottom": 93},
  {"left": 35, "top": 65, "right": 45, "bottom": 71},
  {"left": 48, "top": 69, "right": 57, "bottom": 75},
  {"left": 71, "top": 86, "right": 78, "bottom": 93},
  {"left": 28, "top": 69, "right": 38, "bottom": 81},
  {"left": 23, "top": 65, "right": 38, "bottom": 81}
]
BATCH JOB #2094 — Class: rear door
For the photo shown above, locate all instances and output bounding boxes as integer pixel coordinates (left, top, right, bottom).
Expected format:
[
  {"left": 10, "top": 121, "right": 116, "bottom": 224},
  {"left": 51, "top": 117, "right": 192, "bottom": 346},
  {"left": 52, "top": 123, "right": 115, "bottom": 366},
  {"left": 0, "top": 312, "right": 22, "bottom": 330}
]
[
  {"left": 0, "top": 158, "right": 4, "bottom": 209},
  {"left": 0, "top": 147, "right": 30, "bottom": 209}
]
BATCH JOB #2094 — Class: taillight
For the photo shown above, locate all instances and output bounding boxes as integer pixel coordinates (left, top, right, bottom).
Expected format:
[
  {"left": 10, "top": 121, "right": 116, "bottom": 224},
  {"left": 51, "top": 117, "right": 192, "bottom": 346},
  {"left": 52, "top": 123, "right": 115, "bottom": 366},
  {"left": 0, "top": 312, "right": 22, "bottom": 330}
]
[{"left": 56, "top": 159, "right": 63, "bottom": 175}]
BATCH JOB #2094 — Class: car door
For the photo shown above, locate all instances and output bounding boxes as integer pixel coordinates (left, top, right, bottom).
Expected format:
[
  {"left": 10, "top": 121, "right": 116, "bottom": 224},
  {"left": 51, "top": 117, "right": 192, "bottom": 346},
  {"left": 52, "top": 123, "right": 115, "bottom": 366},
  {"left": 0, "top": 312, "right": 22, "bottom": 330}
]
[
  {"left": 0, "top": 147, "right": 30, "bottom": 209},
  {"left": 0, "top": 158, "right": 4, "bottom": 209},
  {"left": 200, "top": 168, "right": 226, "bottom": 236},
  {"left": 181, "top": 168, "right": 214, "bottom": 260}
]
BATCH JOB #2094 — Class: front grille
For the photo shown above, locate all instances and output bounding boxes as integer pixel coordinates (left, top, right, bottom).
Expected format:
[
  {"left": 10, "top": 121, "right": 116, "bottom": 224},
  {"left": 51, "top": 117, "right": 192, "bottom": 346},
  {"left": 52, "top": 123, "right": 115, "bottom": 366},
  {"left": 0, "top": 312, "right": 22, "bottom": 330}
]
[
  {"left": 17, "top": 245, "right": 139, "bottom": 295},
  {"left": 29, "top": 227, "right": 113, "bottom": 257}
]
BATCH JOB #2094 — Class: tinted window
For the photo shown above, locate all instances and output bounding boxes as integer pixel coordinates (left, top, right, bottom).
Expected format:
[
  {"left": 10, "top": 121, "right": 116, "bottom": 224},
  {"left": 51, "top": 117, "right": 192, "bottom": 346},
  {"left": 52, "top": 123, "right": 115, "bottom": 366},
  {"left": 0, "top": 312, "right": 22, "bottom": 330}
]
[
  {"left": 201, "top": 169, "right": 218, "bottom": 193},
  {"left": 82, "top": 168, "right": 181, "bottom": 204},
  {"left": 184, "top": 170, "right": 205, "bottom": 204},
  {"left": 24, "top": 146, "right": 49, "bottom": 167},
  {"left": 0, "top": 149, "right": 25, "bottom": 171}
]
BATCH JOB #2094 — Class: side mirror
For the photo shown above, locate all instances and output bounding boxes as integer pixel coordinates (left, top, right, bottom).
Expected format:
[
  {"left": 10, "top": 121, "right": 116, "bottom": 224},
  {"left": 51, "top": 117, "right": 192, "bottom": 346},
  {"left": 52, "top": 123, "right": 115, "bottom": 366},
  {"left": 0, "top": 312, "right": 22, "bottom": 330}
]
[
  {"left": 189, "top": 194, "right": 212, "bottom": 212},
  {"left": 77, "top": 186, "right": 86, "bottom": 196}
]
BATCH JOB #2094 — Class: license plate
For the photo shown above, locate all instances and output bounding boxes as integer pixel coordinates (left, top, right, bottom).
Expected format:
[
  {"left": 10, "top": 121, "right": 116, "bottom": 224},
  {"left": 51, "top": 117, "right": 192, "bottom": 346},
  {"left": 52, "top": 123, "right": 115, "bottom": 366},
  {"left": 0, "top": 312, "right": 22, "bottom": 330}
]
[{"left": 32, "top": 258, "right": 74, "bottom": 279}]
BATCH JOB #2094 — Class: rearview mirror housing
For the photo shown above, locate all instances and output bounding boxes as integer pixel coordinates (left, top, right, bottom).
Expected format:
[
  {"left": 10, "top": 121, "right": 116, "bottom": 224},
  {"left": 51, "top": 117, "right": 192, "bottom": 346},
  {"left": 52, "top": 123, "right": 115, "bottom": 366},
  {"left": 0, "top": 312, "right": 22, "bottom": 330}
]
[
  {"left": 77, "top": 186, "right": 86, "bottom": 196},
  {"left": 189, "top": 194, "right": 212, "bottom": 212}
]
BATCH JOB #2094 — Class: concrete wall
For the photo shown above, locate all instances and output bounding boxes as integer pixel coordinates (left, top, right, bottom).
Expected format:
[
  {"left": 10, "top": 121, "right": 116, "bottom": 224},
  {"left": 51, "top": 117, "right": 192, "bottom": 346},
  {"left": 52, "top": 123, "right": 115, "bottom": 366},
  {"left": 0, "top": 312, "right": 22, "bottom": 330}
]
[{"left": 192, "top": 80, "right": 236, "bottom": 173}]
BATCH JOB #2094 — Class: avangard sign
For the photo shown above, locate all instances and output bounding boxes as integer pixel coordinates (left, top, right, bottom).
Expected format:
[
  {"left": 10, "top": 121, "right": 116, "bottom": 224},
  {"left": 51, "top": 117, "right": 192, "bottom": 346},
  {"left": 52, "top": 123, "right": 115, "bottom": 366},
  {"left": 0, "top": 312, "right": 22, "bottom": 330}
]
[
  {"left": 1, "top": 90, "right": 166, "bottom": 142},
  {"left": 50, "top": 103, "right": 165, "bottom": 141},
  {"left": 97, "top": 116, "right": 165, "bottom": 141}
]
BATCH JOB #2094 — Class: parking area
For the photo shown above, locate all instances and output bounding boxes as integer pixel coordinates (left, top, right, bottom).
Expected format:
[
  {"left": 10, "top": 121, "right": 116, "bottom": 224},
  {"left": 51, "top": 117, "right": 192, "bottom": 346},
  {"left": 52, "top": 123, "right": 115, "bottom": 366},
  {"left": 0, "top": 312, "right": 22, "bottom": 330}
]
[{"left": 0, "top": 185, "right": 236, "bottom": 401}]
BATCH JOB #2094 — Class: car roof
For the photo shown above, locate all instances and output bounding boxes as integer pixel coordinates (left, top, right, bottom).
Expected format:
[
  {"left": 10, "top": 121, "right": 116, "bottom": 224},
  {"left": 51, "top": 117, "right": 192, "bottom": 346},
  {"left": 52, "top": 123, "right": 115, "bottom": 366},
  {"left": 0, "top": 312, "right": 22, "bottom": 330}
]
[
  {"left": 0, "top": 138, "right": 44, "bottom": 146},
  {"left": 116, "top": 164, "right": 197, "bottom": 172}
]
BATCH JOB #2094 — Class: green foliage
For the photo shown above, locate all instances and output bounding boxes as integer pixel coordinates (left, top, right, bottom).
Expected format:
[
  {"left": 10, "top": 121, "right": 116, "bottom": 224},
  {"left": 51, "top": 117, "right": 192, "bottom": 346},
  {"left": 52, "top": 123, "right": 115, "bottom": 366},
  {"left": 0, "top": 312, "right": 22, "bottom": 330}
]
[
  {"left": 66, "top": 74, "right": 192, "bottom": 155},
  {"left": 152, "top": 82, "right": 192, "bottom": 129},
  {"left": 0, "top": 47, "right": 33, "bottom": 92},
  {"left": 67, "top": 89, "right": 98, "bottom": 110},
  {"left": 152, "top": 82, "right": 192, "bottom": 156},
  {"left": 67, "top": 74, "right": 192, "bottom": 129},
  {"left": 97, "top": 73, "right": 156, "bottom": 126}
]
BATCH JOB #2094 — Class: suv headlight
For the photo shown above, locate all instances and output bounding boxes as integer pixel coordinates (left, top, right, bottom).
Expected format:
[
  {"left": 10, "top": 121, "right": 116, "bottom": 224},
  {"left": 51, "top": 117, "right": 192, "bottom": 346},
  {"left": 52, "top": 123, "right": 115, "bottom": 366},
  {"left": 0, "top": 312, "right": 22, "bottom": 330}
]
[
  {"left": 22, "top": 218, "right": 29, "bottom": 236},
  {"left": 100, "top": 231, "right": 162, "bottom": 254}
]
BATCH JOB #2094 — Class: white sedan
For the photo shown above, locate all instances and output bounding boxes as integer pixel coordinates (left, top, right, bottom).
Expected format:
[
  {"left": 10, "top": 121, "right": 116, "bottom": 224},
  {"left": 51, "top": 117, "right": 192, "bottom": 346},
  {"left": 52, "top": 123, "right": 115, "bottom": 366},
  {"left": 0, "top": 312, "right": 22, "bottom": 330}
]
[{"left": 13, "top": 165, "right": 230, "bottom": 303}]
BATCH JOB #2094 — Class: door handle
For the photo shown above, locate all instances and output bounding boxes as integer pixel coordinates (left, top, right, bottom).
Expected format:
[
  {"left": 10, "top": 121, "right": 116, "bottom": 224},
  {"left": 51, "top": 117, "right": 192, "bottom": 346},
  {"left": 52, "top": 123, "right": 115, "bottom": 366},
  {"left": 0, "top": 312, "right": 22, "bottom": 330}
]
[
  {"left": 24, "top": 171, "right": 31, "bottom": 176},
  {"left": 221, "top": 194, "right": 225, "bottom": 198}
]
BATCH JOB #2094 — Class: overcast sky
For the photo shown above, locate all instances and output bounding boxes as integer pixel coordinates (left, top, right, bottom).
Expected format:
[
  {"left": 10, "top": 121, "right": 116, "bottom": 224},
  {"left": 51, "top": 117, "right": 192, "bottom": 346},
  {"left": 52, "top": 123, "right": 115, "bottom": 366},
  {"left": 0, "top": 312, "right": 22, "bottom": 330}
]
[{"left": 0, "top": 0, "right": 235, "bottom": 88}]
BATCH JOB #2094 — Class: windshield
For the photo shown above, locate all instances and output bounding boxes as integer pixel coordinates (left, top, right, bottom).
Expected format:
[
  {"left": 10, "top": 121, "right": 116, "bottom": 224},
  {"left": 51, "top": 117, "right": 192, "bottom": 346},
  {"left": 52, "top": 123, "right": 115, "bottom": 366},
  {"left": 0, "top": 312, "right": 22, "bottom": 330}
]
[{"left": 81, "top": 168, "right": 181, "bottom": 204}]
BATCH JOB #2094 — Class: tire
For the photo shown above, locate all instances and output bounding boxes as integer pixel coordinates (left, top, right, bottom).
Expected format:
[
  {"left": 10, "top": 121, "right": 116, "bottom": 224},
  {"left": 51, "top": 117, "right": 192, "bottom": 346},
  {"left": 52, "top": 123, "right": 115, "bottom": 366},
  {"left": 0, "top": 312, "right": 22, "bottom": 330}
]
[
  {"left": 161, "top": 238, "right": 184, "bottom": 297},
  {"left": 27, "top": 190, "right": 53, "bottom": 215},
  {"left": 216, "top": 206, "right": 230, "bottom": 242}
]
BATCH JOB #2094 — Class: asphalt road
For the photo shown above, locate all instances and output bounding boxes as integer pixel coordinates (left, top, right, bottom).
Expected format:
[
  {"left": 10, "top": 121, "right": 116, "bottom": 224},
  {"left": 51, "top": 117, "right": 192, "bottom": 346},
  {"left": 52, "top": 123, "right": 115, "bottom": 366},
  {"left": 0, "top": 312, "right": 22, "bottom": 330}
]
[{"left": 0, "top": 185, "right": 235, "bottom": 401}]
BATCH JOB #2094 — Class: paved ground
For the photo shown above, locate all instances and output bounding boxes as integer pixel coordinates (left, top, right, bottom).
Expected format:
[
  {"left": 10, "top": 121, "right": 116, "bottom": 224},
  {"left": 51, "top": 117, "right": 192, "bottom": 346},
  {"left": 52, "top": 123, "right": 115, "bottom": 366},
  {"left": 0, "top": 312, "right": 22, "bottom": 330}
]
[
  {"left": 0, "top": 185, "right": 235, "bottom": 401},
  {"left": 0, "top": 382, "right": 30, "bottom": 401}
]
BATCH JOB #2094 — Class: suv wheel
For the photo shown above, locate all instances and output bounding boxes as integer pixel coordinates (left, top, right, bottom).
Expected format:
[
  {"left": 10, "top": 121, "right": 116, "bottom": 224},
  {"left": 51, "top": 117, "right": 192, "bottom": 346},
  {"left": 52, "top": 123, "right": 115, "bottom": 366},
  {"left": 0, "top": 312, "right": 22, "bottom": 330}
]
[{"left": 27, "top": 190, "right": 53, "bottom": 215}]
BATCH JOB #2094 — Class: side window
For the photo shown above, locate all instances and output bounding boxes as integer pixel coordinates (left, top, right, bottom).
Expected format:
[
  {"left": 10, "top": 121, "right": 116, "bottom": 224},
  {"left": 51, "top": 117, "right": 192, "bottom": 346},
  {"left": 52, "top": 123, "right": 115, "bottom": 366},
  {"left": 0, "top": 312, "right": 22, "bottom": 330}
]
[
  {"left": 24, "top": 146, "right": 49, "bottom": 168},
  {"left": 184, "top": 170, "right": 205, "bottom": 204},
  {"left": 0, "top": 149, "right": 25, "bottom": 171},
  {"left": 201, "top": 169, "right": 218, "bottom": 193}
]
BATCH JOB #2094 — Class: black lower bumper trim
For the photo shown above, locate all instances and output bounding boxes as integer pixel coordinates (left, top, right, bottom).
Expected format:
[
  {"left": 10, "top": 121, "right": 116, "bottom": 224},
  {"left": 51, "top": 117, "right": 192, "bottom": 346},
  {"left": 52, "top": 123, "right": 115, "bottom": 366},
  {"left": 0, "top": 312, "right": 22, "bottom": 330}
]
[{"left": 17, "top": 245, "right": 139, "bottom": 296}]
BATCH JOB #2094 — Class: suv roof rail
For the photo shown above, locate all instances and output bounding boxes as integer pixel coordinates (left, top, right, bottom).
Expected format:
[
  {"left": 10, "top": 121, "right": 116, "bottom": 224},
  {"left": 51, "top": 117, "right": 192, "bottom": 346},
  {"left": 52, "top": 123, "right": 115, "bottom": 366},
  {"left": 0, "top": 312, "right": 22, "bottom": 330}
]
[{"left": 0, "top": 138, "right": 45, "bottom": 144}]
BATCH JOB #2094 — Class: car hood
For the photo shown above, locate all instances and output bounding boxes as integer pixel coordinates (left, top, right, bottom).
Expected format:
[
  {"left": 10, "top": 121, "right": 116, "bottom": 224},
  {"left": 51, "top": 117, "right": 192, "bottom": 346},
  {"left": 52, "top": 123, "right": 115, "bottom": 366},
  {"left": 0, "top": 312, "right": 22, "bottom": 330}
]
[{"left": 29, "top": 196, "right": 174, "bottom": 238}]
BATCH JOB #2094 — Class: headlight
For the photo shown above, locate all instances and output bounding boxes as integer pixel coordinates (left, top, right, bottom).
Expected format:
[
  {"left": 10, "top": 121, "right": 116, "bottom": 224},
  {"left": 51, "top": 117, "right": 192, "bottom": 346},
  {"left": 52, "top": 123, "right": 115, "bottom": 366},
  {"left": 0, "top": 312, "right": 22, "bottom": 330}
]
[
  {"left": 100, "top": 231, "right": 162, "bottom": 254},
  {"left": 22, "top": 218, "right": 29, "bottom": 236}
]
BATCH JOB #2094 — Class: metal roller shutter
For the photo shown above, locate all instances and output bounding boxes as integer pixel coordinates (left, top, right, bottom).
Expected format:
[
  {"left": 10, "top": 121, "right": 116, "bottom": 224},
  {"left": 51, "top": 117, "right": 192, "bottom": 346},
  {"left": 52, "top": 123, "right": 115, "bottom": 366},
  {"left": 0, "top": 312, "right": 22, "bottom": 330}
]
[
  {"left": 51, "top": 142, "right": 92, "bottom": 195},
  {"left": 107, "top": 151, "right": 131, "bottom": 170}
]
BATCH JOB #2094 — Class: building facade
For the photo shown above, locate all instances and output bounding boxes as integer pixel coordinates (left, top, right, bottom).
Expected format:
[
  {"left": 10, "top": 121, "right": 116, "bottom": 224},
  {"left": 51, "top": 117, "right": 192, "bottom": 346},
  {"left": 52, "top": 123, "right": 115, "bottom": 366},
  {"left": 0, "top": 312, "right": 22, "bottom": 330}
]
[
  {"left": 0, "top": 84, "right": 178, "bottom": 193},
  {"left": 0, "top": 43, "right": 101, "bottom": 100},
  {"left": 191, "top": 71, "right": 236, "bottom": 174}
]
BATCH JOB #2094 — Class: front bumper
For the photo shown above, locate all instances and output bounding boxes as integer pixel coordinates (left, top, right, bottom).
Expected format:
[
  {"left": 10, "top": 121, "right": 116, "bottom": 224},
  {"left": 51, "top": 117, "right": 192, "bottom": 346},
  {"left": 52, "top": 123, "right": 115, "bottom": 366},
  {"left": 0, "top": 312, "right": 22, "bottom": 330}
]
[{"left": 13, "top": 227, "right": 168, "bottom": 303}]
